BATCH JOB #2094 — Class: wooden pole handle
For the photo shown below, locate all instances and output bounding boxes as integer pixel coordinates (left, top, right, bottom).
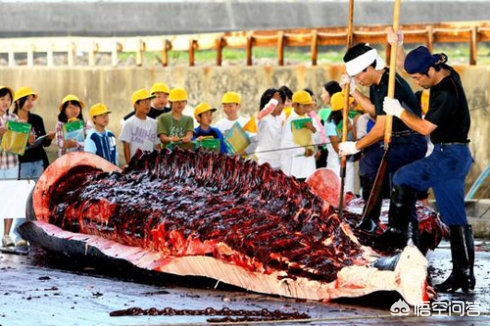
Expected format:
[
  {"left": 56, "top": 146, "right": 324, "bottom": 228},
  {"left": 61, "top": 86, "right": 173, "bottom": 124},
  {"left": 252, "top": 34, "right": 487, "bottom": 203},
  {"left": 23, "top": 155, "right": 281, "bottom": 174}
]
[
  {"left": 340, "top": 0, "right": 355, "bottom": 167},
  {"left": 338, "top": 0, "right": 355, "bottom": 213},
  {"left": 342, "top": 0, "right": 354, "bottom": 146},
  {"left": 384, "top": 0, "right": 402, "bottom": 146}
]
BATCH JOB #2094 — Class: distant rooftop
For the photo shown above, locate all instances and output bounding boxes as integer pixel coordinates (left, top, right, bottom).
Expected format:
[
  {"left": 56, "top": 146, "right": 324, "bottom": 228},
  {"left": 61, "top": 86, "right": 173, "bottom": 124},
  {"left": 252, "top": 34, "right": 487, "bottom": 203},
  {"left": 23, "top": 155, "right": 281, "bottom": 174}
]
[{"left": 1, "top": 1, "right": 488, "bottom": 37}]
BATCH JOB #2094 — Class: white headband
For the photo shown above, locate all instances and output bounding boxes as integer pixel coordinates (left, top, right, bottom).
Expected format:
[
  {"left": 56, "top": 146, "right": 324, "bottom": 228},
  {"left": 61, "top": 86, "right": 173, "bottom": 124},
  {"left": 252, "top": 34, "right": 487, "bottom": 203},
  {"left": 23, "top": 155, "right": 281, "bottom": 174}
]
[{"left": 345, "top": 48, "right": 386, "bottom": 76}]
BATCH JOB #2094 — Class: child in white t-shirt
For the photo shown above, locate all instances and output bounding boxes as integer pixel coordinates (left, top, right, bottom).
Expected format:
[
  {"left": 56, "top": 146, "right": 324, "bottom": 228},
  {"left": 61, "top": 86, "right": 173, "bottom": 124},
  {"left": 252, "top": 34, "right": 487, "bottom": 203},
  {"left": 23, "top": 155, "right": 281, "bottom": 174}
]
[
  {"left": 119, "top": 89, "right": 160, "bottom": 165},
  {"left": 215, "top": 91, "right": 255, "bottom": 155},
  {"left": 215, "top": 91, "right": 248, "bottom": 136}
]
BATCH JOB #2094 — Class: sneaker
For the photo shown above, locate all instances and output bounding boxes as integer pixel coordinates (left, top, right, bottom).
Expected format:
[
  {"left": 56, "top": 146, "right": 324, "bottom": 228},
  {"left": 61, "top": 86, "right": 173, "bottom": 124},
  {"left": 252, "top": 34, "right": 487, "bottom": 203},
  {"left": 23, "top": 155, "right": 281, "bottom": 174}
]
[
  {"left": 15, "top": 239, "right": 28, "bottom": 247},
  {"left": 2, "top": 235, "right": 14, "bottom": 247}
]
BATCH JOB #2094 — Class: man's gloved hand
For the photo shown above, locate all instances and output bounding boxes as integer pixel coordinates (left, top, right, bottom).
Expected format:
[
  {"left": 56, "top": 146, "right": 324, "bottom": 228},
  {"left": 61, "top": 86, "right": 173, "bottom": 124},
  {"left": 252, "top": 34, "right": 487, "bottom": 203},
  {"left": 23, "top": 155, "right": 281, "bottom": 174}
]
[
  {"left": 339, "top": 141, "right": 360, "bottom": 156},
  {"left": 387, "top": 28, "right": 404, "bottom": 46},
  {"left": 383, "top": 97, "right": 405, "bottom": 118},
  {"left": 340, "top": 74, "right": 356, "bottom": 95}
]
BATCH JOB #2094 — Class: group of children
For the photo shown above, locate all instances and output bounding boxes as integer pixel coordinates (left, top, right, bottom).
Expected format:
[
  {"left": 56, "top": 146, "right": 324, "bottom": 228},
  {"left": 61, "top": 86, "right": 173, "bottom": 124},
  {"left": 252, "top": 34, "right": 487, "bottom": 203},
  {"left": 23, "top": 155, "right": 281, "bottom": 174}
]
[
  {"left": 0, "top": 86, "right": 118, "bottom": 248},
  {"left": 0, "top": 80, "right": 368, "bottom": 248}
]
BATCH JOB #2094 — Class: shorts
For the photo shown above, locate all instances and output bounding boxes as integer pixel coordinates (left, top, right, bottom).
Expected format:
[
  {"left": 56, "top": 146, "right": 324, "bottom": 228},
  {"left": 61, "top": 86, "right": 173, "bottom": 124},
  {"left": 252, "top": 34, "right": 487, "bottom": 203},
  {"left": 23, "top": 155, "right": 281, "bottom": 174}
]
[{"left": 0, "top": 166, "right": 19, "bottom": 180}]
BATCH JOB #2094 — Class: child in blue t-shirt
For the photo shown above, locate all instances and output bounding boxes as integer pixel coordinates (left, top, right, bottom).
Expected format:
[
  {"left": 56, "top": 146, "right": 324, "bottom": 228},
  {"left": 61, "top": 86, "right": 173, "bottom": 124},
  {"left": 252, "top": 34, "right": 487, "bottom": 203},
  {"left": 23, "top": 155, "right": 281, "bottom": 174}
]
[
  {"left": 193, "top": 102, "right": 227, "bottom": 154},
  {"left": 84, "top": 103, "right": 118, "bottom": 166}
]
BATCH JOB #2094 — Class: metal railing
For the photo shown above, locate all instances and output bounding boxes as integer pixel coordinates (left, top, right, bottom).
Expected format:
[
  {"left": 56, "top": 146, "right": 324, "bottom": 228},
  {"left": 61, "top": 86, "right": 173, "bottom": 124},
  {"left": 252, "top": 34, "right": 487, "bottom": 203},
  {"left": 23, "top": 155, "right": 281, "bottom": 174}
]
[{"left": 1, "top": 21, "right": 489, "bottom": 67}]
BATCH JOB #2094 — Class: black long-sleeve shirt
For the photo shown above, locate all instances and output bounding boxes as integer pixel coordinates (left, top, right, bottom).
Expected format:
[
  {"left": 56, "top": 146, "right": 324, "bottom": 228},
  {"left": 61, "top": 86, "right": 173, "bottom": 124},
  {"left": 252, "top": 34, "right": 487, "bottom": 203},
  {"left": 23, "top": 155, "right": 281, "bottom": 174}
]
[{"left": 19, "top": 112, "right": 52, "bottom": 168}]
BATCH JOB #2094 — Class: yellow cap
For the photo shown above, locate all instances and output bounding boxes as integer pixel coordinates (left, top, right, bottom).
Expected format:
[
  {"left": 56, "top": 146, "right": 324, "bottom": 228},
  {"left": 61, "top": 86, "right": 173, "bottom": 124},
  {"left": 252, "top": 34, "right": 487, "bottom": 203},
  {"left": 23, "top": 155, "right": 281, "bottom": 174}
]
[
  {"left": 221, "top": 91, "right": 241, "bottom": 104},
  {"left": 291, "top": 90, "right": 313, "bottom": 105},
  {"left": 194, "top": 102, "right": 217, "bottom": 119},
  {"left": 89, "top": 103, "right": 111, "bottom": 118},
  {"left": 59, "top": 94, "right": 85, "bottom": 112},
  {"left": 0, "top": 86, "right": 14, "bottom": 99},
  {"left": 330, "top": 92, "right": 354, "bottom": 112},
  {"left": 150, "top": 82, "right": 170, "bottom": 95},
  {"left": 131, "top": 88, "right": 155, "bottom": 105},
  {"left": 14, "top": 86, "right": 38, "bottom": 102},
  {"left": 168, "top": 88, "right": 188, "bottom": 102}
]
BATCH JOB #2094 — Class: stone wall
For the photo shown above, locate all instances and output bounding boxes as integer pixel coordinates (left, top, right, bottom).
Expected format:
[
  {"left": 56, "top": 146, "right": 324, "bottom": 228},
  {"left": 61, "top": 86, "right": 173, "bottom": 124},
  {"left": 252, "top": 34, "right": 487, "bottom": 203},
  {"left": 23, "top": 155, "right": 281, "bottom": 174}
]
[{"left": 0, "top": 64, "right": 488, "bottom": 192}]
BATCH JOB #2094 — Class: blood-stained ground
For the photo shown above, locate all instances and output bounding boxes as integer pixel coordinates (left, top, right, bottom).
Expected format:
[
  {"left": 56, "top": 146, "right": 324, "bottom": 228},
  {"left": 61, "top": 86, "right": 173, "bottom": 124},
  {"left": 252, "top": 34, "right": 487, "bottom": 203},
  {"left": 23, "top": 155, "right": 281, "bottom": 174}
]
[{"left": 0, "top": 243, "right": 489, "bottom": 326}]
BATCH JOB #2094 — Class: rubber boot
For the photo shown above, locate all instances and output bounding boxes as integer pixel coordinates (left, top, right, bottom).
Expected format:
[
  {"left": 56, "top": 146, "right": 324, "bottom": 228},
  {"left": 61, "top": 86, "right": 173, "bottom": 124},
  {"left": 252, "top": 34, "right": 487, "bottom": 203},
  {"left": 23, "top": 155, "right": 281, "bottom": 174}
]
[
  {"left": 434, "top": 225, "right": 475, "bottom": 293},
  {"left": 465, "top": 225, "right": 475, "bottom": 290},
  {"left": 372, "top": 185, "right": 415, "bottom": 251},
  {"left": 356, "top": 176, "right": 381, "bottom": 233}
]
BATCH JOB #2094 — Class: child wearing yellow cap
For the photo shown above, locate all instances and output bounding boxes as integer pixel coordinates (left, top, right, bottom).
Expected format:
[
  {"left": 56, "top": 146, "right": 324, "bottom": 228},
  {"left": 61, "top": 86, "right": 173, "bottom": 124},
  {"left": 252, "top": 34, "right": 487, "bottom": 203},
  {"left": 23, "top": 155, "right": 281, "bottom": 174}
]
[
  {"left": 149, "top": 82, "right": 171, "bottom": 118},
  {"left": 192, "top": 102, "right": 227, "bottom": 154},
  {"left": 215, "top": 91, "right": 249, "bottom": 137},
  {"left": 122, "top": 82, "right": 171, "bottom": 122},
  {"left": 279, "top": 90, "right": 317, "bottom": 181},
  {"left": 84, "top": 103, "right": 118, "bottom": 166},
  {"left": 157, "top": 88, "right": 194, "bottom": 149},
  {"left": 324, "top": 91, "right": 357, "bottom": 194},
  {"left": 14, "top": 87, "right": 55, "bottom": 177},
  {"left": 12, "top": 87, "right": 55, "bottom": 247},
  {"left": 55, "top": 94, "right": 90, "bottom": 157},
  {"left": 216, "top": 91, "right": 256, "bottom": 156},
  {"left": 119, "top": 89, "right": 160, "bottom": 164}
]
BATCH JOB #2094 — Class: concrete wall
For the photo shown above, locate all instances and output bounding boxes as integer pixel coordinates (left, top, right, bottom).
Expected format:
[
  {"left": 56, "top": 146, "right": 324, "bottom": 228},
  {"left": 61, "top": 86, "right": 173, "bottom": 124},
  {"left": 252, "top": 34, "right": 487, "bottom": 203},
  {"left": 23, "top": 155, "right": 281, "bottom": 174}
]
[
  {"left": 1, "top": 1, "right": 490, "bottom": 37},
  {"left": 0, "top": 64, "right": 488, "bottom": 192}
]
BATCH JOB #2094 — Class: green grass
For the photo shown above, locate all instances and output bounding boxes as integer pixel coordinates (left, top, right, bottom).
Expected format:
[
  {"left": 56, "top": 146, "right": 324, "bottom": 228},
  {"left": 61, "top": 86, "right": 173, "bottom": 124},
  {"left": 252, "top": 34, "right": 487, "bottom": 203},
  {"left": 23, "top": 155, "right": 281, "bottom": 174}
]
[{"left": 118, "top": 43, "right": 490, "bottom": 66}]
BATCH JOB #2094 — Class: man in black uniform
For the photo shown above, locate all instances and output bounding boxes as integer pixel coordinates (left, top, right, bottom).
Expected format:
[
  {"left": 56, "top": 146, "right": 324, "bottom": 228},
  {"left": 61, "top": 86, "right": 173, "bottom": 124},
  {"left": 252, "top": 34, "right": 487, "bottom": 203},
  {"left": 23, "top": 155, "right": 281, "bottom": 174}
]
[
  {"left": 383, "top": 45, "right": 474, "bottom": 293},
  {"left": 339, "top": 43, "right": 427, "bottom": 247}
]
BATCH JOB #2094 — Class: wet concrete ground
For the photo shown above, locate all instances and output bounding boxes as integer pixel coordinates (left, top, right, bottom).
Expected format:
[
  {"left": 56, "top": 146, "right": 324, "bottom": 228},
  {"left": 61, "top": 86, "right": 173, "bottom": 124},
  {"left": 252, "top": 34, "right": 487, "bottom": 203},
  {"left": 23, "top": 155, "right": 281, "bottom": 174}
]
[{"left": 1, "top": 241, "right": 490, "bottom": 326}]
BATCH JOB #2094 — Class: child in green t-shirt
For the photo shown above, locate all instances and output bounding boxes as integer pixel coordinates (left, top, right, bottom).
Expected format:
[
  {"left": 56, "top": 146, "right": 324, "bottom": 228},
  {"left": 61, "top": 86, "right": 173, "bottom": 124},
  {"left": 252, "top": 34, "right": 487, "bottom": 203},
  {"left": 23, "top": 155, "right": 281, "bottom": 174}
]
[{"left": 157, "top": 88, "right": 194, "bottom": 149}]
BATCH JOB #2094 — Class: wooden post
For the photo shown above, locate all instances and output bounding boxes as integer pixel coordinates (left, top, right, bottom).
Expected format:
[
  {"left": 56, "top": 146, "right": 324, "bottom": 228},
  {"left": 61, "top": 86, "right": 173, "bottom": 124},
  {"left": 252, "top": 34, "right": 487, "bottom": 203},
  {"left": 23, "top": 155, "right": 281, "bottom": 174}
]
[
  {"left": 470, "top": 25, "right": 477, "bottom": 65},
  {"left": 311, "top": 29, "right": 318, "bottom": 66},
  {"left": 189, "top": 39, "right": 197, "bottom": 66},
  {"left": 246, "top": 33, "right": 253, "bottom": 66},
  {"left": 426, "top": 25, "right": 434, "bottom": 52},
  {"left": 162, "top": 39, "right": 171, "bottom": 67},
  {"left": 278, "top": 31, "right": 284, "bottom": 66},
  {"left": 136, "top": 39, "right": 145, "bottom": 67},
  {"left": 216, "top": 36, "right": 225, "bottom": 66}
]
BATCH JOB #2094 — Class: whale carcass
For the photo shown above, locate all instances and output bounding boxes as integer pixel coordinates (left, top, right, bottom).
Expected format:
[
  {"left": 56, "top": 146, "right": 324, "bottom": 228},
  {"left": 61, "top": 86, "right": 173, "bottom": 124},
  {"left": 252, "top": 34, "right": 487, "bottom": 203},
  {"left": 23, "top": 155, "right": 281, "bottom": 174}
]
[{"left": 20, "top": 149, "right": 447, "bottom": 305}]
